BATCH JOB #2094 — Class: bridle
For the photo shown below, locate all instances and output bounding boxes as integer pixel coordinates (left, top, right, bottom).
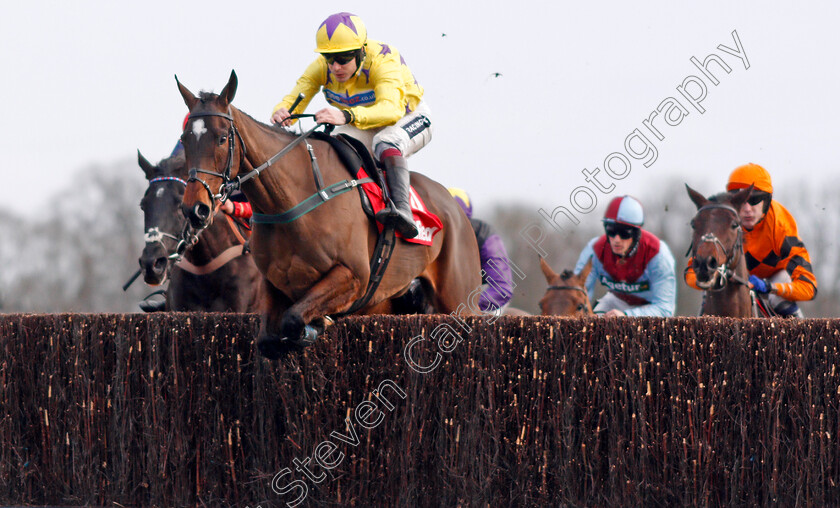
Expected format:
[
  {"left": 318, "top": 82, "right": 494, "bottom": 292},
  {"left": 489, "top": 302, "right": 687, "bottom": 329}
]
[
  {"left": 544, "top": 283, "right": 591, "bottom": 314},
  {"left": 143, "top": 176, "right": 199, "bottom": 267},
  {"left": 689, "top": 203, "right": 749, "bottom": 290},
  {"left": 186, "top": 110, "right": 246, "bottom": 205},
  {"left": 184, "top": 108, "right": 375, "bottom": 226},
  {"left": 185, "top": 109, "right": 328, "bottom": 206},
  {"left": 546, "top": 284, "right": 589, "bottom": 296}
]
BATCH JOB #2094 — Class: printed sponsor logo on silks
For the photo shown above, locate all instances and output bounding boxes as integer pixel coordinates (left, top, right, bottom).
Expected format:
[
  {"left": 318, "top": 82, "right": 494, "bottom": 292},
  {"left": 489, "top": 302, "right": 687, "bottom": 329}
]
[
  {"left": 599, "top": 276, "right": 650, "bottom": 293},
  {"left": 324, "top": 89, "right": 376, "bottom": 107},
  {"left": 402, "top": 115, "right": 431, "bottom": 139}
]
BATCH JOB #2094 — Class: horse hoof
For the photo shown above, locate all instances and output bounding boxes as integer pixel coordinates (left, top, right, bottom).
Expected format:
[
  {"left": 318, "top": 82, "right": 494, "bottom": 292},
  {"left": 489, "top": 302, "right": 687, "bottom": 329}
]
[
  {"left": 256, "top": 333, "right": 303, "bottom": 360},
  {"left": 280, "top": 312, "right": 306, "bottom": 344}
]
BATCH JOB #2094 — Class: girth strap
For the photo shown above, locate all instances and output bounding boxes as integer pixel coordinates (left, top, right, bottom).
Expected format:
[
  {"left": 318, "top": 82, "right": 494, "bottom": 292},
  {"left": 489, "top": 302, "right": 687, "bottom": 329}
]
[{"left": 251, "top": 177, "right": 374, "bottom": 224}]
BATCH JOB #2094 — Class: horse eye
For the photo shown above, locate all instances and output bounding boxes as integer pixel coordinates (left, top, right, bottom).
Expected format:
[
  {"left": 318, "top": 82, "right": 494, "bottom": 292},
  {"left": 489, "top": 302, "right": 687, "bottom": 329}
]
[
  {"left": 218, "top": 136, "right": 227, "bottom": 145},
  {"left": 689, "top": 219, "right": 695, "bottom": 229},
  {"left": 731, "top": 221, "right": 739, "bottom": 229},
  {"left": 577, "top": 303, "right": 586, "bottom": 312}
]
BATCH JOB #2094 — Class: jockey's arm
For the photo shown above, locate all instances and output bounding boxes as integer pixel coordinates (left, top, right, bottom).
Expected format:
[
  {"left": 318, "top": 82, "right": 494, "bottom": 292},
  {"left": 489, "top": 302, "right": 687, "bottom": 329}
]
[
  {"left": 574, "top": 239, "right": 599, "bottom": 303},
  {"left": 477, "top": 234, "right": 514, "bottom": 311},
  {"left": 348, "top": 56, "right": 406, "bottom": 129},
  {"left": 220, "top": 199, "right": 252, "bottom": 219},
  {"left": 773, "top": 241, "right": 817, "bottom": 301},
  {"left": 271, "top": 58, "right": 323, "bottom": 124},
  {"left": 623, "top": 247, "right": 677, "bottom": 317}
]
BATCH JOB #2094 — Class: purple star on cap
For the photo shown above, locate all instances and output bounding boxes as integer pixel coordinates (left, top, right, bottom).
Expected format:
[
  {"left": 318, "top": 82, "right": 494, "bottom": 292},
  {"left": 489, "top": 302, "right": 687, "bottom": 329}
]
[
  {"left": 321, "top": 12, "right": 359, "bottom": 38},
  {"left": 379, "top": 44, "right": 392, "bottom": 56}
]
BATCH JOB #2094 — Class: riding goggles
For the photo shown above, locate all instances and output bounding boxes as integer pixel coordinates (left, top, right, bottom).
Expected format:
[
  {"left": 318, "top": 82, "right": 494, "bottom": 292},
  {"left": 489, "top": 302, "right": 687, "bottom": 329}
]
[
  {"left": 746, "top": 191, "right": 771, "bottom": 206},
  {"left": 730, "top": 189, "right": 771, "bottom": 206},
  {"left": 604, "top": 224, "right": 637, "bottom": 240},
  {"left": 322, "top": 50, "right": 357, "bottom": 65}
]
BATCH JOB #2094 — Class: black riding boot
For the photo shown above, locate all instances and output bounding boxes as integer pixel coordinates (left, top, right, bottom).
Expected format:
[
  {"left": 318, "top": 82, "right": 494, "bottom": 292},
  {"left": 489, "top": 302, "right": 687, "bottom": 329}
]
[{"left": 376, "top": 155, "right": 419, "bottom": 238}]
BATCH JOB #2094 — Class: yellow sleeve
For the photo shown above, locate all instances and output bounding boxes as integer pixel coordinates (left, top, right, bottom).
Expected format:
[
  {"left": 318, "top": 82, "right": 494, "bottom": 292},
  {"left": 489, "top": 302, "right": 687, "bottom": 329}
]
[
  {"left": 350, "top": 53, "right": 407, "bottom": 129},
  {"left": 272, "top": 58, "right": 326, "bottom": 117}
]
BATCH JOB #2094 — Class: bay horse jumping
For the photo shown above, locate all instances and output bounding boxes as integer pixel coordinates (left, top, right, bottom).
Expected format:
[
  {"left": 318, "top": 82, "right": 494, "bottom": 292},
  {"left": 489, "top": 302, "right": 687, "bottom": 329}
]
[
  {"left": 538, "top": 257, "right": 594, "bottom": 316},
  {"left": 175, "top": 71, "right": 481, "bottom": 358},
  {"left": 685, "top": 184, "right": 753, "bottom": 317},
  {"left": 137, "top": 150, "right": 263, "bottom": 312}
]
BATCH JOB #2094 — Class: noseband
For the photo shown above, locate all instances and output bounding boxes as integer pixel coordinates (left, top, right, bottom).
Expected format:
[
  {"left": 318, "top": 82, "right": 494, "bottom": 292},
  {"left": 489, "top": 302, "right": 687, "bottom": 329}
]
[
  {"left": 689, "top": 203, "right": 748, "bottom": 290},
  {"left": 144, "top": 176, "right": 199, "bottom": 266}
]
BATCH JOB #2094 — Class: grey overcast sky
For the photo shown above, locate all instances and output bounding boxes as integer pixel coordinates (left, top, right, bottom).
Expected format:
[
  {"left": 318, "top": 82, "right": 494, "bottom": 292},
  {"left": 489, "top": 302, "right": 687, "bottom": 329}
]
[{"left": 2, "top": 1, "right": 839, "bottom": 219}]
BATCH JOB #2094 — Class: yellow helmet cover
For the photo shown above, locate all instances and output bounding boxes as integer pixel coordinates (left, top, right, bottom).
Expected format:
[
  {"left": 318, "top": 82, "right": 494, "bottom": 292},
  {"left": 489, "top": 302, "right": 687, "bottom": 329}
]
[{"left": 315, "top": 12, "right": 367, "bottom": 53}]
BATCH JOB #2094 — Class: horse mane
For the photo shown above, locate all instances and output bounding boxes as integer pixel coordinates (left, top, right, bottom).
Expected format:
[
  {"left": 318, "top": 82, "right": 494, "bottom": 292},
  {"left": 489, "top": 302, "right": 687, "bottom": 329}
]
[
  {"left": 156, "top": 150, "right": 186, "bottom": 177},
  {"left": 708, "top": 191, "right": 732, "bottom": 204},
  {"left": 560, "top": 269, "right": 574, "bottom": 280},
  {"left": 196, "top": 91, "right": 299, "bottom": 142}
]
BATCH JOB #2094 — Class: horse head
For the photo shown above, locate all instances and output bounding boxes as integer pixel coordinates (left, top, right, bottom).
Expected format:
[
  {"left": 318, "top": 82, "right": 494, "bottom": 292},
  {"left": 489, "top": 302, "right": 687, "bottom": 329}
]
[
  {"left": 538, "top": 257, "right": 594, "bottom": 316},
  {"left": 176, "top": 71, "right": 243, "bottom": 230},
  {"left": 686, "top": 183, "right": 752, "bottom": 290},
  {"left": 137, "top": 149, "right": 188, "bottom": 285}
]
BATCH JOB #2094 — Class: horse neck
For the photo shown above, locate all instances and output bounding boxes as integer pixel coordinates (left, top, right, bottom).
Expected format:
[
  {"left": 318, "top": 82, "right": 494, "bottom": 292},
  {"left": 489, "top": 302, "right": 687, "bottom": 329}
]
[
  {"left": 231, "top": 107, "right": 323, "bottom": 214},
  {"left": 183, "top": 213, "right": 243, "bottom": 265}
]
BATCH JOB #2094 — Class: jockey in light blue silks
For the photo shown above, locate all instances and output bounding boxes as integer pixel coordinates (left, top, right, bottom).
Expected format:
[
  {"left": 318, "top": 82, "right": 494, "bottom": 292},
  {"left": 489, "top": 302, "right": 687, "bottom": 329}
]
[{"left": 574, "top": 195, "right": 677, "bottom": 317}]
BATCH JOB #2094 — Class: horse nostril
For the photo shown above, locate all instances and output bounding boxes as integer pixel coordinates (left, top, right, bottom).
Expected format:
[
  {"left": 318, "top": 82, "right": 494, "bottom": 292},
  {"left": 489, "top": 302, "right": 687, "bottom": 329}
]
[
  {"left": 189, "top": 202, "right": 212, "bottom": 227},
  {"left": 707, "top": 257, "right": 718, "bottom": 270},
  {"left": 153, "top": 257, "right": 168, "bottom": 274}
]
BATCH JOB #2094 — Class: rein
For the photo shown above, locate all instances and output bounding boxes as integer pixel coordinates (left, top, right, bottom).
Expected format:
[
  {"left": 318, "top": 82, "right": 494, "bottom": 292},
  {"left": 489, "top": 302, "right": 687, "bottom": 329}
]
[
  {"left": 186, "top": 111, "right": 373, "bottom": 224},
  {"left": 184, "top": 107, "right": 394, "bottom": 315},
  {"left": 689, "top": 203, "right": 749, "bottom": 290}
]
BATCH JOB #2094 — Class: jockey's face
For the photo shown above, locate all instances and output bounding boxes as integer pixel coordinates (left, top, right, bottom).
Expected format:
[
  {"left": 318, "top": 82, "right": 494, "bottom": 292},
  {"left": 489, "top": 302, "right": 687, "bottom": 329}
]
[
  {"left": 608, "top": 235, "right": 634, "bottom": 257},
  {"left": 326, "top": 55, "right": 358, "bottom": 83},
  {"left": 738, "top": 199, "right": 766, "bottom": 230},
  {"left": 605, "top": 223, "right": 636, "bottom": 257}
]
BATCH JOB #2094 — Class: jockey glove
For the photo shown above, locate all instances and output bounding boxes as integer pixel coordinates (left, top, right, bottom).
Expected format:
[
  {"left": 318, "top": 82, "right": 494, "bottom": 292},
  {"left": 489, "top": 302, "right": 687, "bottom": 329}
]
[{"left": 749, "top": 275, "right": 771, "bottom": 294}]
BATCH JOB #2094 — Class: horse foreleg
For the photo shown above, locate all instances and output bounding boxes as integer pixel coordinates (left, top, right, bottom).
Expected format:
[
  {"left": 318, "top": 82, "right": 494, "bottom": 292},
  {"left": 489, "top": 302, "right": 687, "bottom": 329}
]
[
  {"left": 282, "top": 265, "right": 362, "bottom": 336},
  {"left": 257, "top": 279, "right": 293, "bottom": 359},
  {"left": 257, "top": 265, "right": 362, "bottom": 359}
]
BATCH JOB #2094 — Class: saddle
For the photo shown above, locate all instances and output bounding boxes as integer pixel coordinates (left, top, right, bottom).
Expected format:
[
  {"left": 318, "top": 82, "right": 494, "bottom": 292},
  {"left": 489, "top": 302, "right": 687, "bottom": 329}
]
[{"left": 310, "top": 132, "right": 382, "bottom": 218}]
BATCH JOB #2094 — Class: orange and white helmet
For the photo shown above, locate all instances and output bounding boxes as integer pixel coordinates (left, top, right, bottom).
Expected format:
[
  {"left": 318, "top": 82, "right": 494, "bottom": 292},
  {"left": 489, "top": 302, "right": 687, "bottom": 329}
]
[
  {"left": 727, "top": 163, "right": 773, "bottom": 194},
  {"left": 315, "top": 12, "right": 367, "bottom": 53}
]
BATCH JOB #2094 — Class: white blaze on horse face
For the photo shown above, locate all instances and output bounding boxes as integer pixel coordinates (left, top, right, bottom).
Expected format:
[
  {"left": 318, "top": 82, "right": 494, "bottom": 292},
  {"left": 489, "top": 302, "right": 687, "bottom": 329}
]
[
  {"left": 155, "top": 187, "right": 165, "bottom": 198},
  {"left": 191, "top": 119, "right": 208, "bottom": 142}
]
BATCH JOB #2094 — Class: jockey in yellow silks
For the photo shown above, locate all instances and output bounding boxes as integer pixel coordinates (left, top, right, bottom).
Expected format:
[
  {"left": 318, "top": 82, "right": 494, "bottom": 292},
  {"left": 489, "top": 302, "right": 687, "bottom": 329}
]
[{"left": 272, "top": 12, "right": 432, "bottom": 239}]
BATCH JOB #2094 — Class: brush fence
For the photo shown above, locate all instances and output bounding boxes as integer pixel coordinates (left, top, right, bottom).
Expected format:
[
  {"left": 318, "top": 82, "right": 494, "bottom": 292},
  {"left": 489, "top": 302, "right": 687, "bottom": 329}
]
[{"left": 1, "top": 314, "right": 838, "bottom": 506}]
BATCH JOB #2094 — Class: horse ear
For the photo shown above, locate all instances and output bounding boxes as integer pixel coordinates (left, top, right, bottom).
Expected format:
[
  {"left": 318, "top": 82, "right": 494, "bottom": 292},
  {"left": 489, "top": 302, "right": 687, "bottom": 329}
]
[
  {"left": 138, "top": 150, "right": 155, "bottom": 180},
  {"left": 539, "top": 257, "right": 559, "bottom": 283},
  {"left": 685, "top": 183, "right": 709, "bottom": 210},
  {"left": 730, "top": 184, "right": 754, "bottom": 209},
  {"left": 578, "top": 258, "right": 593, "bottom": 283},
  {"left": 175, "top": 74, "right": 198, "bottom": 110},
  {"left": 219, "top": 70, "right": 238, "bottom": 107}
]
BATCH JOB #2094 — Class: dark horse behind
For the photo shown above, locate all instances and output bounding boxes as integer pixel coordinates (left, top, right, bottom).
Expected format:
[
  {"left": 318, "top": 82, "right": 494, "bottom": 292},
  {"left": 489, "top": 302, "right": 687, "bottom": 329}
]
[
  {"left": 137, "top": 150, "right": 263, "bottom": 312},
  {"left": 175, "top": 71, "right": 482, "bottom": 358},
  {"left": 685, "top": 184, "right": 753, "bottom": 317}
]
